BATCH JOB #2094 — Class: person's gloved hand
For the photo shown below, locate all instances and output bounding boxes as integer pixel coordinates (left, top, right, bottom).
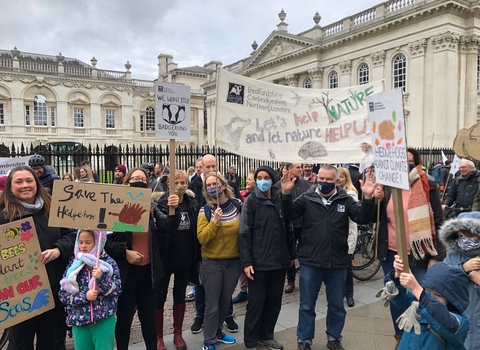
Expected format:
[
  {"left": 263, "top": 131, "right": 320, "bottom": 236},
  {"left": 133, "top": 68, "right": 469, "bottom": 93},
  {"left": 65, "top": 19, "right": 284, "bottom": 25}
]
[
  {"left": 396, "top": 301, "right": 421, "bottom": 335},
  {"left": 375, "top": 280, "right": 399, "bottom": 307}
]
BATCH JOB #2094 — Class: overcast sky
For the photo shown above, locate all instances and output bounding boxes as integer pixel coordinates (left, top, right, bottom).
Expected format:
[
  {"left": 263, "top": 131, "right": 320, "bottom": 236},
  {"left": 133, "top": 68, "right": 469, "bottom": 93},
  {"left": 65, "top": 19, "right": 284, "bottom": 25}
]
[{"left": 2, "top": 0, "right": 380, "bottom": 80}]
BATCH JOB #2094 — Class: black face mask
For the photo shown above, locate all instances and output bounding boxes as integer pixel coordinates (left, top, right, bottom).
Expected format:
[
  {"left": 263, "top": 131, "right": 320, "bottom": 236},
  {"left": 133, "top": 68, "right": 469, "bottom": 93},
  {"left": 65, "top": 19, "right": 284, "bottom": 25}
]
[
  {"left": 408, "top": 164, "right": 416, "bottom": 172},
  {"left": 130, "top": 182, "right": 148, "bottom": 189},
  {"left": 161, "top": 175, "right": 168, "bottom": 183}
]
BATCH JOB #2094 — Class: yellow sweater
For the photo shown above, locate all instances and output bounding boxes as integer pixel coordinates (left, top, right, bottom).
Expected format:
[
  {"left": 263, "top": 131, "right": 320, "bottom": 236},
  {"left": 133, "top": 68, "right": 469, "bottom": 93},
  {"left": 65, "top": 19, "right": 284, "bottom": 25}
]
[{"left": 197, "top": 201, "right": 240, "bottom": 259}]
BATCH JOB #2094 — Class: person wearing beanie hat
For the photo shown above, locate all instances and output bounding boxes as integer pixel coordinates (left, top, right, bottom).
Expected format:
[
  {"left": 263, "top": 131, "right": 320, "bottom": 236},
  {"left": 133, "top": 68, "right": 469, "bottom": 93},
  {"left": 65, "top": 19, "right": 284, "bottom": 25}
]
[
  {"left": 113, "top": 165, "right": 127, "bottom": 185},
  {"left": 239, "top": 165, "right": 295, "bottom": 350}
]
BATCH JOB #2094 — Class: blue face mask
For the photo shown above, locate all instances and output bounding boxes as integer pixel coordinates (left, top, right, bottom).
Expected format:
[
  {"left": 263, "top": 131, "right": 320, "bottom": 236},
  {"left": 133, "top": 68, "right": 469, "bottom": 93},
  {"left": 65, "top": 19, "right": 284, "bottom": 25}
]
[
  {"left": 317, "top": 181, "right": 335, "bottom": 195},
  {"left": 257, "top": 179, "right": 272, "bottom": 192},
  {"left": 206, "top": 186, "right": 223, "bottom": 199},
  {"left": 457, "top": 237, "right": 480, "bottom": 252}
]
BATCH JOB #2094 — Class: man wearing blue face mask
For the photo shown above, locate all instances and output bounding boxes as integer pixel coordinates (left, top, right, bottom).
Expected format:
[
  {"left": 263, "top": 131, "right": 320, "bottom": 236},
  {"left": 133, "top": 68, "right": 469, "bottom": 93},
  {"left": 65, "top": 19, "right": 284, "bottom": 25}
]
[
  {"left": 281, "top": 164, "right": 378, "bottom": 350},
  {"left": 239, "top": 165, "right": 296, "bottom": 350}
]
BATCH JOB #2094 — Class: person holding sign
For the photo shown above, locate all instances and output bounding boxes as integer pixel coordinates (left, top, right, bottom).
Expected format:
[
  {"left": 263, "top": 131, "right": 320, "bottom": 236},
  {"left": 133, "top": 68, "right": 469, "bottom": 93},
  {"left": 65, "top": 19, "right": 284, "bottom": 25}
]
[
  {"left": 375, "top": 149, "right": 444, "bottom": 349},
  {"left": 0, "top": 166, "right": 76, "bottom": 349},
  {"left": 59, "top": 230, "right": 122, "bottom": 350},
  {"left": 281, "top": 165, "right": 377, "bottom": 350},
  {"left": 104, "top": 167, "right": 164, "bottom": 350}
]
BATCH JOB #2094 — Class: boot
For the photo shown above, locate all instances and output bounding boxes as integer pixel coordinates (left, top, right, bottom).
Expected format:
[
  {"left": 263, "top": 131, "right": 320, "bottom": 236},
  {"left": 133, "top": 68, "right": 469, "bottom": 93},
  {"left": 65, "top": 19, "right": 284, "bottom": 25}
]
[
  {"left": 173, "top": 304, "right": 187, "bottom": 350},
  {"left": 393, "top": 335, "right": 402, "bottom": 350},
  {"left": 155, "top": 309, "right": 166, "bottom": 350}
]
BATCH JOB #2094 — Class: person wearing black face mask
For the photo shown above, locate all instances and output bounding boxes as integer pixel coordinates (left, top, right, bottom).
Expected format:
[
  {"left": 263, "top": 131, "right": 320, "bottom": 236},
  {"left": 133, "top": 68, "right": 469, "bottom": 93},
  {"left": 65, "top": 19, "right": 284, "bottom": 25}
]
[
  {"left": 105, "top": 167, "right": 165, "bottom": 350},
  {"left": 374, "top": 148, "right": 444, "bottom": 348},
  {"left": 281, "top": 164, "right": 377, "bottom": 350}
]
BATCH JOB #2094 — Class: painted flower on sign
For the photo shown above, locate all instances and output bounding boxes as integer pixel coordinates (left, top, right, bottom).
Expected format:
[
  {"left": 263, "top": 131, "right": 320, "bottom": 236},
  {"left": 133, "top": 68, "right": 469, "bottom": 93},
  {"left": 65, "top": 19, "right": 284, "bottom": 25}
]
[{"left": 21, "top": 230, "right": 34, "bottom": 242}]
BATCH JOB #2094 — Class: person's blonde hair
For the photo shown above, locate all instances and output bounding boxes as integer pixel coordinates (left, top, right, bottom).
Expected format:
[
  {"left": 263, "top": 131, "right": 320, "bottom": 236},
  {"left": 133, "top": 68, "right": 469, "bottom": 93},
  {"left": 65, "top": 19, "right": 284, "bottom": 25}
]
[
  {"left": 166, "top": 170, "right": 188, "bottom": 183},
  {"left": 338, "top": 167, "right": 357, "bottom": 194},
  {"left": 202, "top": 172, "right": 235, "bottom": 206},
  {"left": 80, "top": 165, "right": 95, "bottom": 182}
]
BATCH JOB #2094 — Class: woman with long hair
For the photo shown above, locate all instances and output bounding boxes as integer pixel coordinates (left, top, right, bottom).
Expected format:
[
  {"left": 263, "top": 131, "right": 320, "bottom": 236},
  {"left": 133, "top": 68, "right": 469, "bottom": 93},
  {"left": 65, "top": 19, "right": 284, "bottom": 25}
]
[
  {"left": 104, "top": 167, "right": 164, "bottom": 350},
  {"left": 337, "top": 167, "right": 358, "bottom": 308},
  {"left": 62, "top": 173, "right": 73, "bottom": 181},
  {"left": 79, "top": 166, "right": 95, "bottom": 182},
  {"left": 198, "top": 172, "right": 242, "bottom": 350},
  {"left": 0, "top": 166, "right": 76, "bottom": 349}
]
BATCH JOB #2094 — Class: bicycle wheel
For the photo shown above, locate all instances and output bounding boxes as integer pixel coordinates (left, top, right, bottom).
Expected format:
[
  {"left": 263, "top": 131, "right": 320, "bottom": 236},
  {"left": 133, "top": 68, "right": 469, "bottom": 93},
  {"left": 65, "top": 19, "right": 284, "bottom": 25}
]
[
  {"left": 0, "top": 328, "right": 9, "bottom": 350},
  {"left": 352, "top": 231, "right": 381, "bottom": 281}
]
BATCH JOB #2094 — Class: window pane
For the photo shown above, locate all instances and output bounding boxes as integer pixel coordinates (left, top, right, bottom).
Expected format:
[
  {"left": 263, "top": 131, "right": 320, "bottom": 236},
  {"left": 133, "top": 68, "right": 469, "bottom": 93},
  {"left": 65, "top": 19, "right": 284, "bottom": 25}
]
[
  {"left": 146, "top": 107, "right": 155, "bottom": 131},
  {"left": 304, "top": 78, "right": 312, "bottom": 89},
  {"left": 74, "top": 108, "right": 84, "bottom": 128},
  {"left": 393, "top": 55, "right": 407, "bottom": 92},
  {"left": 140, "top": 115, "right": 144, "bottom": 132},
  {"left": 329, "top": 71, "right": 338, "bottom": 89},
  {"left": 106, "top": 110, "right": 115, "bottom": 128},
  {"left": 25, "top": 105, "right": 30, "bottom": 126},
  {"left": 34, "top": 94, "right": 47, "bottom": 126},
  {"left": 477, "top": 54, "right": 480, "bottom": 91},
  {"left": 50, "top": 107, "right": 56, "bottom": 127},
  {"left": 0, "top": 103, "right": 4, "bottom": 125},
  {"left": 358, "top": 63, "right": 369, "bottom": 85}
]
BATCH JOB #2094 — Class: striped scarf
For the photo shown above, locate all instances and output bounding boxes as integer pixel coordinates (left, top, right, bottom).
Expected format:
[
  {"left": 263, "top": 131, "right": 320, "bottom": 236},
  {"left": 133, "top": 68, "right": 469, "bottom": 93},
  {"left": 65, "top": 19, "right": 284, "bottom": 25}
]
[{"left": 407, "top": 166, "right": 438, "bottom": 260}]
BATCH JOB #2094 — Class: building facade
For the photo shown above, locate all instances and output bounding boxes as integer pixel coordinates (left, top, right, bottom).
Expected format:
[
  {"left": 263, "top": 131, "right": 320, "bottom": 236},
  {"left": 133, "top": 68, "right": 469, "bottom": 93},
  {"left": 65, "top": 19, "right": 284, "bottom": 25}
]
[{"left": 204, "top": 0, "right": 480, "bottom": 148}]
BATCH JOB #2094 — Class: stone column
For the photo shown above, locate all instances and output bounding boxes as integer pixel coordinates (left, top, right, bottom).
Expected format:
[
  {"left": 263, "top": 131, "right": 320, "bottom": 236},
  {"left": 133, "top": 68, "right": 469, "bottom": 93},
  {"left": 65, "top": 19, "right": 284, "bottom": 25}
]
[
  {"left": 460, "top": 35, "right": 480, "bottom": 130},
  {"left": 407, "top": 39, "right": 427, "bottom": 147},
  {"left": 431, "top": 31, "right": 460, "bottom": 147},
  {"left": 308, "top": 68, "right": 323, "bottom": 89},
  {"left": 339, "top": 60, "right": 352, "bottom": 87},
  {"left": 370, "top": 51, "right": 385, "bottom": 83}
]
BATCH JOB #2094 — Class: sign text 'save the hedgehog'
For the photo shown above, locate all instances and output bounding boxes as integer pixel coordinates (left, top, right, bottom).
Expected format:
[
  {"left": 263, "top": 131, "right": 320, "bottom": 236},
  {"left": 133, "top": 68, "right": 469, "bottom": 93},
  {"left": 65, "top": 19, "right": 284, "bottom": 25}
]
[
  {"left": 0, "top": 217, "right": 54, "bottom": 329},
  {"left": 49, "top": 181, "right": 150, "bottom": 232},
  {"left": 155, "top": 82, "right": 191, "bottom": 140}
]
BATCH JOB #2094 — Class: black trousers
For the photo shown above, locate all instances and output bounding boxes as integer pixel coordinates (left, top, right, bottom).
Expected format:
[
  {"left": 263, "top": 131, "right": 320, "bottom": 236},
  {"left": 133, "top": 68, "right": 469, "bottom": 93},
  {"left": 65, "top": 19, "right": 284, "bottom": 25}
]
[
  {"left": 155, "top": 266, "right": 191, "bottom": 309},
  {"left": 116, "top": 264, "right": 157, "bottom": 350},
  {"left": 286, "top": 227, "right": 302, "bottom": 283},
  {"left": 244, "top": 268, "right": 286, "bottom": 348}
]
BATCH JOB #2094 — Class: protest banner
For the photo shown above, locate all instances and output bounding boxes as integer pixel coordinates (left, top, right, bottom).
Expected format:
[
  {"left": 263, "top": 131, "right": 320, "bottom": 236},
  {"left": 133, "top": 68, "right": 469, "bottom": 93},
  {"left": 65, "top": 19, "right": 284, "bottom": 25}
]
[
  {"left": 49, "top": 181, "right": 150, "bottom": 232},
  {"left": 0, "top": 156, "right": 32, "bottom": 176},
  {"left": 367, "top": 89, "right": 410, "bottom": 270},
  {"left": 0, "top": 217, "right": 54, "bottom": 329},
  {"left": 156, "top": 82, "right": 191, "bottom": 214},
  {"left": 215, "top": 69, "right": 384, "bottom": 163}
]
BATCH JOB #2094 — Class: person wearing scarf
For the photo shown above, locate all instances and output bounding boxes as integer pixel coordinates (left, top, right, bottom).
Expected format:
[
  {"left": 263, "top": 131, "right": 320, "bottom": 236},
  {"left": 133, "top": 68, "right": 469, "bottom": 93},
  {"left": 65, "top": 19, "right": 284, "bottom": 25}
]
[
  {"left": 59, "top": 230, "right": 121, "bottom": 350},
  {"left": 0, "top": 166, "right": 76, "bottom": 350},
  {"left": 375, "top": 148, "right": 444, "bottom": 350}
]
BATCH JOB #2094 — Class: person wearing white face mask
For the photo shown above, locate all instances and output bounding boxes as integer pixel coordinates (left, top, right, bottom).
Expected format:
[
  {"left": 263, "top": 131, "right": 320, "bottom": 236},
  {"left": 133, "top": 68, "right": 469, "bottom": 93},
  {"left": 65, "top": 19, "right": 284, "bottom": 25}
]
[{"left": 239, "top": 165, "right": 296, "bottom": 350}]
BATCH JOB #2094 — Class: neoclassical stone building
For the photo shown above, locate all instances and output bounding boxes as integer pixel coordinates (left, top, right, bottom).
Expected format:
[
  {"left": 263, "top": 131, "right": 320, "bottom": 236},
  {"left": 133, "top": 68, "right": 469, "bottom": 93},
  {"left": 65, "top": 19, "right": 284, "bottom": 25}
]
[
  {"left": 0, "top": 49, "right": 211, "bottom": 152},
  {"left": 203, "top": 0, "right": 480, "bottom": 148}
]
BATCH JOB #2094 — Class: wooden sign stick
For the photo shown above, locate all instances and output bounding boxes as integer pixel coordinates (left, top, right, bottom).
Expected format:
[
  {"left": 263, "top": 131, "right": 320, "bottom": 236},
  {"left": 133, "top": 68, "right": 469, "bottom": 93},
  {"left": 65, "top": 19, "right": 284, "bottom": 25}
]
[
  {"left": 169, "top": 139, "right": 176, "bottom": 215},
  {"left": 391, "top": 188, "right": 410, "bottom": 272}
]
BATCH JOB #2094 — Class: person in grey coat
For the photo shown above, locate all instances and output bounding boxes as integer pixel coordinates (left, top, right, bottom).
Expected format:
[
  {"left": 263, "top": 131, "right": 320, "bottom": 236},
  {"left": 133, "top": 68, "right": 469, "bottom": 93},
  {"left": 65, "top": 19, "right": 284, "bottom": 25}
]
[{"left": 440, "top": 211, "right": 480, "bottom": 350}]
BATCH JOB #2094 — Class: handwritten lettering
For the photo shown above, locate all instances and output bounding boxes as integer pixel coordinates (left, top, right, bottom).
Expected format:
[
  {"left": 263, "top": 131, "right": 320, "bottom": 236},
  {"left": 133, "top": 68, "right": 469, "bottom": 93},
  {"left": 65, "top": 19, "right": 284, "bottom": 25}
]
[
  {"left": 56, "top": 206, "right": 96, "bottom": 221},
  {"left": 0, "top": 243, "right": 27, "bottom": 261},
  {"left": 58, "top": 185, "right": 97, "bottom": 202},
  {"left": 16, "top": 275, "right": 42, "bottom": 295},
  {"left": 0, "top": 297, "right": 31, "bottom": 323},
  {"left": 0, "top": 257, "right": 24, "bottom": 276}
]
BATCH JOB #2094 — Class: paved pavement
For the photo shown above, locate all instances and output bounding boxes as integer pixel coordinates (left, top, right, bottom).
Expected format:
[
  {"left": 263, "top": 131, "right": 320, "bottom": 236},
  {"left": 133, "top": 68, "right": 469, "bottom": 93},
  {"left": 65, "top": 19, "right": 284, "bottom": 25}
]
[{"left": 128, "top": 278, "right": 397, "bottom": 350}]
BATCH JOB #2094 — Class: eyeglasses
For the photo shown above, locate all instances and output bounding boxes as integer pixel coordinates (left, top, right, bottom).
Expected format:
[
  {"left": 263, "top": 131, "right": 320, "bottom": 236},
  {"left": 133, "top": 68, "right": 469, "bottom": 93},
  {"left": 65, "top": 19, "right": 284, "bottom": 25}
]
[{"left": 130, "top": 177, "right": 147, "bottom": 183}]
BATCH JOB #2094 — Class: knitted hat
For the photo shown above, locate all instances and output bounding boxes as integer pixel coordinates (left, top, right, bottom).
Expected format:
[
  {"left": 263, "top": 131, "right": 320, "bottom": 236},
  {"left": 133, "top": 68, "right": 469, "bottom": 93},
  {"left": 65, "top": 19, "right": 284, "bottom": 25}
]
[
  {"left": 115, "top": 164, "right": 127, "bottom": 174},
  {"left": 445, "top": 160, "right": 452, "bottom": 166},
  {"left": 254, "top": 165, "right": 276, "bottom": 183}
]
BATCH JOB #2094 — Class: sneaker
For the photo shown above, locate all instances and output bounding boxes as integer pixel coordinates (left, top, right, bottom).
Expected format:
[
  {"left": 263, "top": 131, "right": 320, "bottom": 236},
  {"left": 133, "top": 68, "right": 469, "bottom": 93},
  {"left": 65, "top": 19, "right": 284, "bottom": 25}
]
[
  {"left": 297, "top": 342, "right": 312, "bottom": 350},
  {"left": 232, "top": 291, "right": 248, "bottom": 304},
  {"left": 258, "top": 339, "right": 283, "bottom": 350},
  {"left": 327, "top": 340, "right": 345, "bottom": 350},
  {"left": 191, "top": 317, "right": 203, "bottom": 334},
  {"left": 224, "top": 316, "right": 239, "bottom": 332},
  {"left": 202, "top": 344, "right": 216, "bottom": 350},
  {"left": 217, "top": 332, "right": 236, "bottom": 344},
  {"left": 185, "top": 290, "right": 195, "bottom": 302}
]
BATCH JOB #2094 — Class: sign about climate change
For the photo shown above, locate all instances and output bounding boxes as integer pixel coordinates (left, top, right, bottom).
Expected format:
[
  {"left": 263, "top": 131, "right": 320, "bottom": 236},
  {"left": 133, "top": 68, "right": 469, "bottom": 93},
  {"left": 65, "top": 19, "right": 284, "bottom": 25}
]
[
  {"left": 49, "top": 181, "right": 150, "bottom": 232},
  {"left": 215, "top": 69, "right": 384, "bottom": 163},
  {"left": 155, "top": 82, "right": 191, "bottom": 140},
  {"left": 0, "top": 217, "right": 54, "bottom": 329},
  {"left": 366, "top": 89, "right": 409, "bottom": 190}
]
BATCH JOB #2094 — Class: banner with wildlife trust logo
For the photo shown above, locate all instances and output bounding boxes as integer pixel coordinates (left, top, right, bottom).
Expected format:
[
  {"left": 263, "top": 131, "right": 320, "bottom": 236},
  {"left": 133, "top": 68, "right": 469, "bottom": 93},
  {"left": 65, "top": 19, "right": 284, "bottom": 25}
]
[
  {"left": 216, "top": 69, "right": 384, "bottom": 163},
  {"left": 155, "top": 82, "right": 191, "bottom": 140},
  {"left": 0, "top": 217, "right": 54, "bottom": 329}
]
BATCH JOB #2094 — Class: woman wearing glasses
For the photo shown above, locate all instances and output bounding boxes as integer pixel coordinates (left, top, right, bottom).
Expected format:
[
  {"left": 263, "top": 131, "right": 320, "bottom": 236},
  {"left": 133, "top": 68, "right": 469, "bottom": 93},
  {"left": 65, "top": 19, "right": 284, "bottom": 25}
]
[{"left": 105, "top": 167, "right": 165, "bottom": 350}]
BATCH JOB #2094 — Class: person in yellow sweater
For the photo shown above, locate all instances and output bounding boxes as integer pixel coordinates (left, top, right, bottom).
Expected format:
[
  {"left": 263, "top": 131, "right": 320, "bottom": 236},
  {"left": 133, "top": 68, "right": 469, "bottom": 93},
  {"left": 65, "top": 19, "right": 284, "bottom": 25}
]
[{"left": 197, "top": 172, "right": 242, "bottom": 350}]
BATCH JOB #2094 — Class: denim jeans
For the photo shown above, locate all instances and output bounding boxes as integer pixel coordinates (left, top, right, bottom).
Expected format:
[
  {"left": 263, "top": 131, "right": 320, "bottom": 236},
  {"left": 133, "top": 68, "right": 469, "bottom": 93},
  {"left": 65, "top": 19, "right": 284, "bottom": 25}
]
[
  {"left": 297, "top": 264, "right": 347, "bottom": 342},
  {"left": 380, "top": 250, "right": 427, "bottom": 336}
]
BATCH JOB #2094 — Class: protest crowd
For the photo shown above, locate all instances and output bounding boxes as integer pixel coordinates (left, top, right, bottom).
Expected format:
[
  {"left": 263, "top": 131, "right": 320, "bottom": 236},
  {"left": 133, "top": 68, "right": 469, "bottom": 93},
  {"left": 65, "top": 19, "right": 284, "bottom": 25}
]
[{"left": 2, "top": 150, "right": 480, "bottom": 350}]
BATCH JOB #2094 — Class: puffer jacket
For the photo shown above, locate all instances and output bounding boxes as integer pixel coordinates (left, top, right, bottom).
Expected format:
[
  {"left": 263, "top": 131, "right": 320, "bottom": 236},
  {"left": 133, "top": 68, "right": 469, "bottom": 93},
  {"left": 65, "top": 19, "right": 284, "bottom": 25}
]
[
  {"left": 59, "top": 252, "right": 122, "bottom": 327},
  {"left": 40, "top": 166, "right": 60, "bottom": 193},
  {"left": 239, "top": 184, "right": 295, "bottom": 271},
  {"left": 283, "top": 186, "right": 374, "bottom": 269},
  {"left": 441, "top": 216, "right": 480, "bottom": 350}
]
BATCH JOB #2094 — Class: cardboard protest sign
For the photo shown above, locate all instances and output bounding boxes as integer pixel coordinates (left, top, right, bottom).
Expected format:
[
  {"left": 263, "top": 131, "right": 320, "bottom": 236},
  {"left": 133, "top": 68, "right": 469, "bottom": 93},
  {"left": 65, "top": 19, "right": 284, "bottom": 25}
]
[
  {"left": 0, "top": 217, "right": 54, "bottom": 329},
  {"left": 366, "top": 89, "right": 409, "bottom": 190},
  {"left": 49, "top": 181, "right": 150, "bottom": 232},
  {"left": 155, "top": 82, "right": 191, "bottom": 140}
]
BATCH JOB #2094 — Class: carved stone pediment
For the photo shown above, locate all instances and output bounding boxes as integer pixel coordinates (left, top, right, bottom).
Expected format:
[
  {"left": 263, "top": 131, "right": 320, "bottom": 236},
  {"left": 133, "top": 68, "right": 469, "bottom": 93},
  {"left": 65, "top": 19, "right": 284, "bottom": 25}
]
[
  {"left": 409, "top": 39, "right": 427, "bottom": 57},
  {"left": 432, "top": 31, "right": 460, "bottom": 52},
  {"left": 370, "top": 51, "right": 385, "bottom": 67},
  {"left": 259, "top": 40, "right": 307, "bottom": 64},
  {"left": 460, "top": 35, "right": 480, "bottom": 53}
]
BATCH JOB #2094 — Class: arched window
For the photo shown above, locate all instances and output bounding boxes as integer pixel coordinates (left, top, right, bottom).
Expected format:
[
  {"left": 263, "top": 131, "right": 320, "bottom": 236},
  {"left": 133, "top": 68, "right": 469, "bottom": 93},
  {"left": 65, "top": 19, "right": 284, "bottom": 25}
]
[
  {"left": 304, "top": 78, "right": 312, "bottom": 89},
  {"left": 329, "top": 71, "right": 338, "bottom": 89},
  {"left": 358, "top": 63, "right": 369, "bottom": 85},
  {"left": 146, "top": 107, "right": 155, "bottom": 131},
  {"left": 393, "top": 54, "right": 407, "bottom": 92},
  {"left": 34, "top": 94, "right": 48, "bottom": 126}
]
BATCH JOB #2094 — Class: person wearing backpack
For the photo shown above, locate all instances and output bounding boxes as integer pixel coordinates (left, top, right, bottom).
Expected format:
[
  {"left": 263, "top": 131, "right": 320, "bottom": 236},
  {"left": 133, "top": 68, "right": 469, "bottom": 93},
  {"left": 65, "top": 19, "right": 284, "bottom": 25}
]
[{"left": 431, "top": 162, "right": 443, "bottom": 185}]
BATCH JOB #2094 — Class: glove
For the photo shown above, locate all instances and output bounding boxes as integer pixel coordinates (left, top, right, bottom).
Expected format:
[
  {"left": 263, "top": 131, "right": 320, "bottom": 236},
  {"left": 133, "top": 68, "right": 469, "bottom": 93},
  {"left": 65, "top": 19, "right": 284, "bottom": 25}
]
[
  {"left": 440, "top": 185, "right": 445, "bottom": 191},
  {"left": 375, "top": 280, "right": 399, "bottom": 307},
  {"left": 396, "top": 301, "right": 421, "bottom": 335}
]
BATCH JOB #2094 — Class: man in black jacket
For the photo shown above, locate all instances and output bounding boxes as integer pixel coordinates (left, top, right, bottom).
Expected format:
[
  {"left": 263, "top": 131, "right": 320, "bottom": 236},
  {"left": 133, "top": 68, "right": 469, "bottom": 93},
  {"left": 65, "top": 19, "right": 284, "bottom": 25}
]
[
  {"left": 442, "top": 159, "right": 480, "bottom": 211},
  {"left": 281, "top": 165, "right": 376, "bottom": 350}
]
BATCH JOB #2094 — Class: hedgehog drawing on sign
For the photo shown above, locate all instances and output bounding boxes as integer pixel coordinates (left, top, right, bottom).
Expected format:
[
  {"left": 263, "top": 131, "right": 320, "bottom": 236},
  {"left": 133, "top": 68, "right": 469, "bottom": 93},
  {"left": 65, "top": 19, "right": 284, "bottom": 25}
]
[
  {"left": 298, "top": 141, "right": 327, "bottom": 160},
  {"left": 217, "top": 116, "right": 251, "bottom": 150}
]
